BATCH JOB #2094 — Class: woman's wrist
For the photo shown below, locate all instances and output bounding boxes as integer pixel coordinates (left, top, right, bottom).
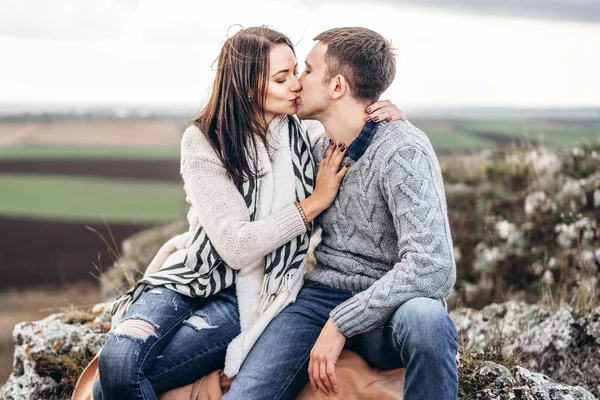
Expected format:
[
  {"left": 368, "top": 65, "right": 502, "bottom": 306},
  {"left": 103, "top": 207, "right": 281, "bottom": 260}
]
[
  {"left": 299, "top": 196, "right": 326, "bottom": 223},
  {"left": 294, "top": 201, "right": 312, "bottom": 232}
]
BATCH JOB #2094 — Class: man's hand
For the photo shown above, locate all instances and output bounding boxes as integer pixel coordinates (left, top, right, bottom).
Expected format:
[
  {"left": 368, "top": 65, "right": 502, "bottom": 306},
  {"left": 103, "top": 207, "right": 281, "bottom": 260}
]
[{"left": 308, "top": 319, "right": 346, "bottom": 396}]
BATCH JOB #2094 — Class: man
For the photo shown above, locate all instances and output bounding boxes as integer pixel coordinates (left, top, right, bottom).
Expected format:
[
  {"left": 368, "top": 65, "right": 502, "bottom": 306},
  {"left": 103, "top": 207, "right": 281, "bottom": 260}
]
[{"left": 224, "top": 27, "right": 458, "bottom": 400}]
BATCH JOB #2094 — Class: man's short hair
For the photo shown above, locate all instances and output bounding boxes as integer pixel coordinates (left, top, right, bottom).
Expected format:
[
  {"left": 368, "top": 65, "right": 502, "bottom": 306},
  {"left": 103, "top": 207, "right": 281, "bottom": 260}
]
[{"left": 314, "top": 27, "right": 396, "bottom": 103}]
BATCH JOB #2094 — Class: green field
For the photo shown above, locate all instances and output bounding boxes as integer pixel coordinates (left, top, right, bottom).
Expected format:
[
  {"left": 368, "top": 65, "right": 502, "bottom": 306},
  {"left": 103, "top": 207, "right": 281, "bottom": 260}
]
[
  {"left": 0, "top": 145, "right": 180, "bottom": 160},
  {"left": 420, "top": 118, "right": 600, "bottom": 149},
  {"left": 424, "top": 127, "right": 494, "bottom": 149},
  {"left": 483, "top": 120, "right": 600, "bottom": 146},
  {"left": 0, "top": 175, "right": 187, "bottom": 223}
]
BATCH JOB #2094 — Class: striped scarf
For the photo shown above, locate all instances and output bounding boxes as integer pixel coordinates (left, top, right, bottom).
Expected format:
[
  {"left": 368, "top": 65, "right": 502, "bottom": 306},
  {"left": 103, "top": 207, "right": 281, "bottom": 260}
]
[{"left": 111, "top": 116, "right": 314, "bottom": 326}]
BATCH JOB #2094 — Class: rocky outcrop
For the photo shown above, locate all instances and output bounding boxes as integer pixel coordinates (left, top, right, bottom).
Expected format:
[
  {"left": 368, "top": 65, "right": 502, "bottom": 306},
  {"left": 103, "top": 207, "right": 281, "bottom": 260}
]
[
  {"left": 452, "top": 301, "right": 600, "bottom": 397},
  {"left": 2, "top": 301, "right": 597, "bottom": 399},
  {"left": 0, "top": 304, "right": 111, "bottom": 400},
  {"left": 460, "top": 360, "right": 595, "bottom": 399}
]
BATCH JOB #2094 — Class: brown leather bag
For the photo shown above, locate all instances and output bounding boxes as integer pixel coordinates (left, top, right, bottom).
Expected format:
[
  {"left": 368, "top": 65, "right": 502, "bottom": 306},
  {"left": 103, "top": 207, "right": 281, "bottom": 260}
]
[
  {"left": 72, "top": 350, "right": 406, "bottom": 400},
  {"left": 71, "top": 353, "right": 99, "bottom": 400}
]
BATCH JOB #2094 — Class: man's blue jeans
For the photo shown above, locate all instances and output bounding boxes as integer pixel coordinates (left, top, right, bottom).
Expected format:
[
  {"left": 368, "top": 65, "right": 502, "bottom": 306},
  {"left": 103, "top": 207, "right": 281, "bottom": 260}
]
[
  {"left": 93, "top": 285, "right": 240, "bottom": 400},
  {"left": 224, "top": 281, "right": 458, "bottom": 400}
]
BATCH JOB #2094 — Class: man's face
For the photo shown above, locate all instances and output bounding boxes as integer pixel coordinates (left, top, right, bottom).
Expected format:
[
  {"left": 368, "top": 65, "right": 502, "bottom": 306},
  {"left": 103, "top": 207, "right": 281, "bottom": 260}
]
[{"left": 296, "top": 43, "right": 330, "bottom": 120}]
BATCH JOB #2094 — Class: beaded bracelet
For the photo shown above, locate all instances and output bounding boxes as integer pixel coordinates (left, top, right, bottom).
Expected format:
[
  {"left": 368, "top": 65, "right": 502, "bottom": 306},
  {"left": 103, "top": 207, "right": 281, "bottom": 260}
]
[{"left": 294, "top": 201, "right": 312, "bottom": 232}]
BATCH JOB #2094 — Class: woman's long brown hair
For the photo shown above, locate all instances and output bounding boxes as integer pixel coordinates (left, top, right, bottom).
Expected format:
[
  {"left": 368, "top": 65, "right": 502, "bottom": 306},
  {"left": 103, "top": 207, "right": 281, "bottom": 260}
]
[{"left": 192, "top": 26, "right": 295, "bottom": 187}]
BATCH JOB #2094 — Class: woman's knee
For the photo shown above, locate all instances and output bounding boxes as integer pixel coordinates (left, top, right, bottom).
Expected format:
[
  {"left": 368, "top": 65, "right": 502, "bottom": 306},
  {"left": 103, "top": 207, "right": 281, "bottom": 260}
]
[{"left": 112, "top": 318, "right": 158, "bottom": 341}]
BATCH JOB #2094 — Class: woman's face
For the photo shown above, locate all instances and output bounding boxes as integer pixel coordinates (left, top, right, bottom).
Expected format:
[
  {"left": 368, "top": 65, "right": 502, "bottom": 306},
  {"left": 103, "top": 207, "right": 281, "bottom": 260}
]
[{"left": 263, "top": 44, "right": 301, "bottom": 124}]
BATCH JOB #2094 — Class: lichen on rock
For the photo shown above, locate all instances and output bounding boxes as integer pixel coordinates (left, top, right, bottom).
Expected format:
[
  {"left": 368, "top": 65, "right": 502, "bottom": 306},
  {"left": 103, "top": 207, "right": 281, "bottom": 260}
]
[{"left": 0, "top": 303, "right": 111, "bottom": 400}]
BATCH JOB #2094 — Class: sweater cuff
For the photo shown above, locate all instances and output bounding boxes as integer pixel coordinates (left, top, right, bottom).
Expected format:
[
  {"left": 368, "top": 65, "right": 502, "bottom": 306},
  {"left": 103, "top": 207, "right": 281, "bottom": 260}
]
[
  {"left": 273, "top": 203, "right": 307, "bottom": 242},
  {"left": 330, "top": 296, "right": 370, "bottom": 338}
]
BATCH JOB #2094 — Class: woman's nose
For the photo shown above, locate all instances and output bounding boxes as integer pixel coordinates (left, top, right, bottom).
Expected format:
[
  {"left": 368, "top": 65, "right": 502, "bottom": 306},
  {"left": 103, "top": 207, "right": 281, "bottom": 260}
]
[{"left": 291, "top": 76, "right": 302, "bottom": 92}]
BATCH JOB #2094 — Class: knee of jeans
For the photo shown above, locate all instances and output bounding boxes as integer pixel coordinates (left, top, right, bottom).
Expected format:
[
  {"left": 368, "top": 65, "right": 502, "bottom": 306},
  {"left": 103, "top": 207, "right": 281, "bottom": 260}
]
[
  {"left": 97, "top": 339, "right": 143, "bottom": 394},
  {"left": 98, "top": 320, "right": 154, "bottom": 377},
  {"left": 112, "top": 318, "right": 157, "bottom": 341},
  {"left": 393, "top": 298, "right": 456, "bottom": 353}
]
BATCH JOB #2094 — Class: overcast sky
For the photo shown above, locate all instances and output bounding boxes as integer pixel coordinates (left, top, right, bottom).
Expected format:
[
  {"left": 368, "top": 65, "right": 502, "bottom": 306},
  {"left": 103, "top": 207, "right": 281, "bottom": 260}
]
[{"left": 1, "top": 0, "right": 599, "bottom": 111}]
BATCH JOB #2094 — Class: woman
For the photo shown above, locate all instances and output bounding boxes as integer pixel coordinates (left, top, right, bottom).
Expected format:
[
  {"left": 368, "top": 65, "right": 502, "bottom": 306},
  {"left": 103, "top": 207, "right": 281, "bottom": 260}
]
[{"left": 91, "top": 26, "right": 402, "bottom": 400}]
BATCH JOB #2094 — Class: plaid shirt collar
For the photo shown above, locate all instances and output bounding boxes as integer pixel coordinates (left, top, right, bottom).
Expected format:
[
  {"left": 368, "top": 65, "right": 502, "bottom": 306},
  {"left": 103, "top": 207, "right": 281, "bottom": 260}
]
[{"left": 345, "top": 121, "right": 378, "bottom": 161}]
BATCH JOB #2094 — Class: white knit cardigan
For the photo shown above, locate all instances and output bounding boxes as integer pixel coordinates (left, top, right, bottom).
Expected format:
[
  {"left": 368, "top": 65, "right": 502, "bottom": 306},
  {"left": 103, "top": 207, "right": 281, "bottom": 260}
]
[{"left": 141, "top": 115, "right": 318, "bottom": 377}]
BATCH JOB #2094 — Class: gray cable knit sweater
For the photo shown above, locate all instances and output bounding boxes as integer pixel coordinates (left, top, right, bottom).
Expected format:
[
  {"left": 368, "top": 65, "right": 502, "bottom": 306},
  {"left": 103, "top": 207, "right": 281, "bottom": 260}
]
[{"left": 305, "top": 120, "right": 456, "bottom": 338}]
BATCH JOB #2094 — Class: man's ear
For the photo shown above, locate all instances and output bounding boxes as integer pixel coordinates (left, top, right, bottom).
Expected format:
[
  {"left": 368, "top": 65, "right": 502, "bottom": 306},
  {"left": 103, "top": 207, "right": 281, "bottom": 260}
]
[{"left": 330, "top": 74, "right": 347, "bottom": 100}]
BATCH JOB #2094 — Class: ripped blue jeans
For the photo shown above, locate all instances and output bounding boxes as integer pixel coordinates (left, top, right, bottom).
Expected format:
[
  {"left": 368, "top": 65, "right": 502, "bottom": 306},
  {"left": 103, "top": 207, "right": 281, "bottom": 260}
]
[{"left": 93, "top": 285, "right": 240, "bottom": 400}]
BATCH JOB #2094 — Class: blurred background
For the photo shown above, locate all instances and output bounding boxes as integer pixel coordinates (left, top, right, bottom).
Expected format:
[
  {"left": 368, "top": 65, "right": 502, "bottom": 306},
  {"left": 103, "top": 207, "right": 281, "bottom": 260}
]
[{"left": 0, "top": 0, "right": 599, "bottom": 387}]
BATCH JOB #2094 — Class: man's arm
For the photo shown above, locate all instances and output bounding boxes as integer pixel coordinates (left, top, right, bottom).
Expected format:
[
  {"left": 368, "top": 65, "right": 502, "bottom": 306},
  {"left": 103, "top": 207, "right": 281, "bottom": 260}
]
[{"left": 330, "top": 142, "right": 456, "bottom": 338}]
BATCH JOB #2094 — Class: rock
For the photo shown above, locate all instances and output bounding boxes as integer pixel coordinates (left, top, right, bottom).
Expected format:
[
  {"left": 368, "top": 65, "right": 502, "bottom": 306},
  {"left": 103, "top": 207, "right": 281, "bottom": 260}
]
[
  {"left": 2, "top": 301, "right": 598, "bottom": 399},
  {"left": 451, "top": 301, "right": 565, "bottom": 356},
  {"left": 452, "top": 301, "right": 600, "bottom": 397},
  {"left": 0, "top": 304, "right": 111, "bottom": 400},
  {"left": 476, "top": 361, "right": 516, "bottom": 387},
  {"left": 460, "top": 361, "right": 596, "bottom": 399},
  {"left": 514, "top": 366, "right": 595, "bottom": 400}
]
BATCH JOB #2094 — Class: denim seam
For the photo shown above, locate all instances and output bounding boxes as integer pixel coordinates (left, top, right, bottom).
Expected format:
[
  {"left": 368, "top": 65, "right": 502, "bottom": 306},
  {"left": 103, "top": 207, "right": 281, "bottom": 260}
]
[
  {"left": 359, "top": 323, "right": 405, "bottom": 368},
  {"left": 384, "top": 323, "right": 404, "bottom": 352},
  {"left": 275, "top": 349, "right": 312, "bottom": 400},
  {"left": 146, "top": 339, "right": 231, "bottom": 380}
]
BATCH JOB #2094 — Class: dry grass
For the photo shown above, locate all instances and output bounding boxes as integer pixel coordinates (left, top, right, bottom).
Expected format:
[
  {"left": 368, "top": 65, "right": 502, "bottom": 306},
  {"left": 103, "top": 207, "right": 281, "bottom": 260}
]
[
  {"left": 32, "top": 350, "right": 97, "bottom": 400},
  {"left": 442, "top": 142, "right": 600, "bottom": 310},
  {"left": 458, "top": 329, "right": 527, "bottom": 399}
]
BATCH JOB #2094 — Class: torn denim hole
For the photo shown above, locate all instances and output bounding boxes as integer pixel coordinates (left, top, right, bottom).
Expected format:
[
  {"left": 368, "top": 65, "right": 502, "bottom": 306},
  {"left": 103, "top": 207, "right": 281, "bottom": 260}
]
[
  {"left": 113, "top": 319, "right": 158, "bottom": 341},
  {"left": 149, "top": 289, "right": 164, "bottom": 295},
  {"left": 122, "top": 314, "right": 160, "bottom": 330},
  {"left": 171, "top": 296, "right": 179, "bottom": 311},
  {"left": 184, "top": 315, "right": 217, "bottom": 331}
]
